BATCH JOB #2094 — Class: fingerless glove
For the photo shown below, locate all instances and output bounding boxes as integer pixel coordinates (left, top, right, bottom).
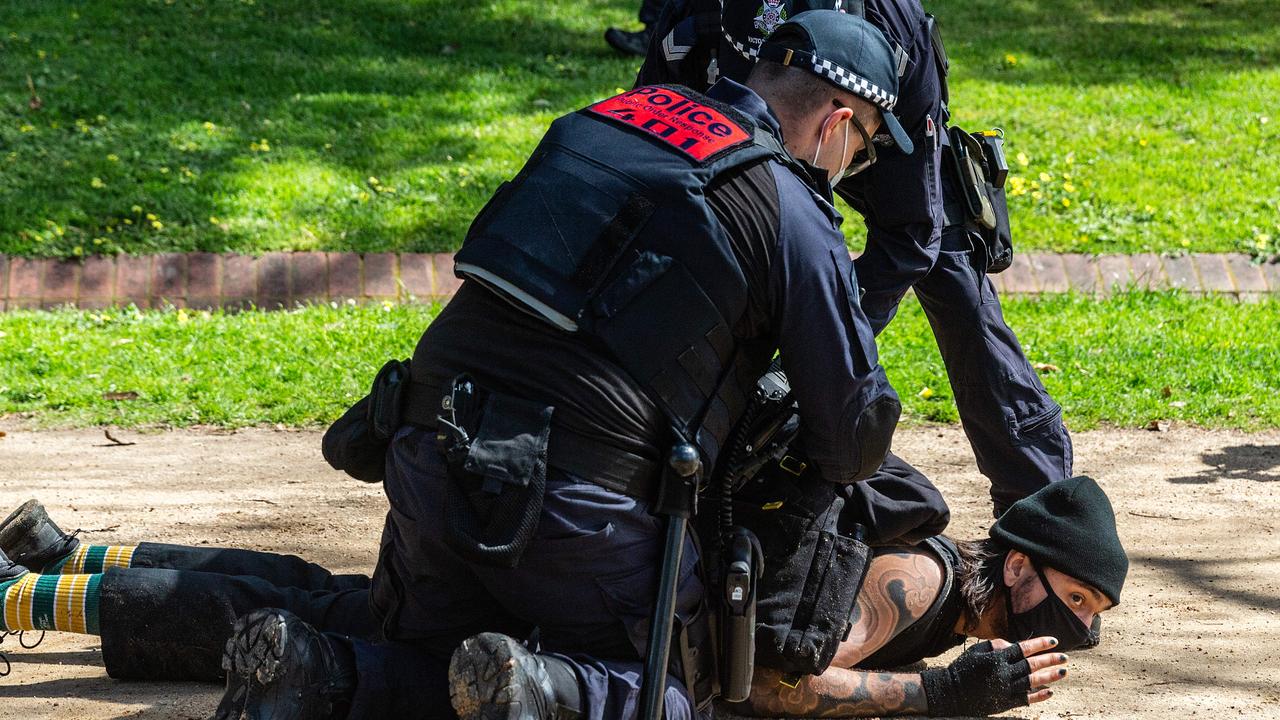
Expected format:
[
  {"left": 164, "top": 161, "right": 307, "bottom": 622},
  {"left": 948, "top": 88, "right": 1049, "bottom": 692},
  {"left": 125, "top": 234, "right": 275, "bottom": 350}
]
[{"left": 920, "top": 640, "right": 1031, "bottom": 717}]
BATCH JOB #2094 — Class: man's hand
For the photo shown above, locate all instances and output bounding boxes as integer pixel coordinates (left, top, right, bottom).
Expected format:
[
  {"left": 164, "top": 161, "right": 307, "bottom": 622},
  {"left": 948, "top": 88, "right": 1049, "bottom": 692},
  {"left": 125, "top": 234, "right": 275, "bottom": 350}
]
[
  {"left": 921, "top": 636, "right": 1070, "bottom": 716},
  {"left": 991, "top": 636, "right": 1071, "bottom": 704}
]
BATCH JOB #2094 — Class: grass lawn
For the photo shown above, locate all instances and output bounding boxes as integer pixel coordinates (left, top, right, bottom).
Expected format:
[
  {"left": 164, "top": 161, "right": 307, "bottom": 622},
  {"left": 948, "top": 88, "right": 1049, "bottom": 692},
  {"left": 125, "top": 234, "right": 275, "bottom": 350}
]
[
  {"left": 1, "top": 0, "right": 1277, "bottom": 259},
  {"left": 2, "top": 293, "right": 1276, "bottom": 430}
]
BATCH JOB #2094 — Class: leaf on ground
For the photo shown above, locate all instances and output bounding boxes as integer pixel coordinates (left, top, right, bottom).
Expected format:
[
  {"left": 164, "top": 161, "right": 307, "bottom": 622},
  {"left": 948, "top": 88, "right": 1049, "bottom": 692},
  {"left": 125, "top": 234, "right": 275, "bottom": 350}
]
[
  {"left": 1033, "top": 362, "right": 1061, "bottom": 373},
  {"left": 1146, "top": 419, "right": 1170, "bottom": 432},
  {"left": 103, "top": 391, "right": 139, "bottom": 401}
]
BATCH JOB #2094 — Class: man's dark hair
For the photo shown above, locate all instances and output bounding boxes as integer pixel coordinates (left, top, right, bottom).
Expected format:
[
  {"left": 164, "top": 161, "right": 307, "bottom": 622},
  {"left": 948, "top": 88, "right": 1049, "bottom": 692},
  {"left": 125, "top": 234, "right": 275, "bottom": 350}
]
[{"left": 952, "top": 537, "right": 1009, "bottom": 634}]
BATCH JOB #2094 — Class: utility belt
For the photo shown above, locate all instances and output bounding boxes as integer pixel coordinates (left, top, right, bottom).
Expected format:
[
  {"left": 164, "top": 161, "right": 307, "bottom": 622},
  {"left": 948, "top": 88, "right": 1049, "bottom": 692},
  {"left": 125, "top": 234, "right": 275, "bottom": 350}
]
[
  {"left": 941, "top": 125, "right": 1013, "bottom": 273},
  {"left": 323, "top": 360, "right": 660, "bottom": 498}
]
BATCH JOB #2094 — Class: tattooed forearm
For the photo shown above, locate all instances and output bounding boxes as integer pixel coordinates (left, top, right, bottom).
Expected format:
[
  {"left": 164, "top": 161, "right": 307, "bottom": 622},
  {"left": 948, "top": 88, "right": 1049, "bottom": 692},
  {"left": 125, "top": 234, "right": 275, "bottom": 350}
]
[
  {"left": 738, "top": 666, "right": 929, "bottom": 718},
  {"left": 832, "top": 549, "right": 944, "bottom": 668}
]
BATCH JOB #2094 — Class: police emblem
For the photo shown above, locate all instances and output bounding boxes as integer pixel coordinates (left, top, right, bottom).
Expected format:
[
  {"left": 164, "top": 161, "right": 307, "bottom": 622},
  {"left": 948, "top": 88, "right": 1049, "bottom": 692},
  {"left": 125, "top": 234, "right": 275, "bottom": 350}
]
[{"left": 753, "top": 0, "right": 788, "bottom": 36}]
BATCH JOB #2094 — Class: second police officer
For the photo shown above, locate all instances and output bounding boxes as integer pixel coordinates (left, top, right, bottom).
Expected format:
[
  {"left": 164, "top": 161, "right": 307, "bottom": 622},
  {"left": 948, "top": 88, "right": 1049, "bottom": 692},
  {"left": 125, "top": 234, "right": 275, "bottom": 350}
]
[
  {"left": 640, "top": 0, "right": 1073, "bottom": 516},
  {"left": 208, "top": 11, "right": 914, "bottom": 720}
]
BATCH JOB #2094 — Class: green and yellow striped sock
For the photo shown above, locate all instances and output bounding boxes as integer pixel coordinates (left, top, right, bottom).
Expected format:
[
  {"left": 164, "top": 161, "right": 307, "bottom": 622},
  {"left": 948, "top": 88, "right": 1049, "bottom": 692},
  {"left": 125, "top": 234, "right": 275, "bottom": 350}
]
[
  {"left": 0, "top": 572, "right": 102, "bottom": 635},
  {"left": 45, "top": 544, "right": 137, "bottom": 575}
]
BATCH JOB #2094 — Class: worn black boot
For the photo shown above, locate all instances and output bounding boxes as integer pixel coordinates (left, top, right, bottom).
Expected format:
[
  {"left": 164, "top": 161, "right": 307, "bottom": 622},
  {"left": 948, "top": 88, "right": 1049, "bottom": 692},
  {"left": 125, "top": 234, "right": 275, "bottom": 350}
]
[
  {"left": 449, "top": 632, "right": 583, "bottom": 720},
  {"left": 209, "top": 609, "right": 356, "bottom": 720},
  {"left": 0, "top": 500, "right": 81, "bottom": 572},
  {"left": 604, "top": 26, "right": 652, "bottom": 57}
]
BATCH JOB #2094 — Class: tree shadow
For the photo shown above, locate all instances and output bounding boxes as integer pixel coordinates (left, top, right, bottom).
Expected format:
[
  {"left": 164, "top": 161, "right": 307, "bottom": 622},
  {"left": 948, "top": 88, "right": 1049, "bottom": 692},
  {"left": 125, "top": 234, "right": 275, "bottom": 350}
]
[
  {"left": 0, "top": 0, "right": 639, "bottom": 256},
  {"left": 1166, "top": 444, "right": 1280, "bottom": 484},
  {"left": 934, "top": 0, "right": 1280, "bottom": 86},
  {"left": 1136, "top": 554, "right": 1279, "bottom": 612}
]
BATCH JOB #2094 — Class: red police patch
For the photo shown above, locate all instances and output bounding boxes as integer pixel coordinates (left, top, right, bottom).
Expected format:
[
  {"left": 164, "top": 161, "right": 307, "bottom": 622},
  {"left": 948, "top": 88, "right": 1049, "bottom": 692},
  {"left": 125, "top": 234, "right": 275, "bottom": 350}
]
[{"left": 588, "top": 87, "right": 752, "bottom": 162}]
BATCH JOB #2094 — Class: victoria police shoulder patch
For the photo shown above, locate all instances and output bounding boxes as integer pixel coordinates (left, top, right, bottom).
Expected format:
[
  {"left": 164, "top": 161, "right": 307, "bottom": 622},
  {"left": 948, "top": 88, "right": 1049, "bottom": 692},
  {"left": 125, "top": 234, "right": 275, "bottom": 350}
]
[{"left": 587, "top": 86, "right": 753, "bottom": 163}]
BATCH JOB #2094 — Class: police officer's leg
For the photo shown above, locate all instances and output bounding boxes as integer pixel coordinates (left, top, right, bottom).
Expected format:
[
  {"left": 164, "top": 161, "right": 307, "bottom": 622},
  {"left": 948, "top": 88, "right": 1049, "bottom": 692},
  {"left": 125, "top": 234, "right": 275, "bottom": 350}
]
[
  {"left": 341, "top": 429, "right": 533, "bottom": 718},
  {"left": 467, "top": 475, "right": 704, "bottom": 720},
  {"left": 912, "top": 226, "right": 1073, "bottom": 514},
  {"left": 98, "top": 566, "right": 376, "bottom": 682},
  {"left": 837, "top": 452, "right": 951, "bottom": 545}
]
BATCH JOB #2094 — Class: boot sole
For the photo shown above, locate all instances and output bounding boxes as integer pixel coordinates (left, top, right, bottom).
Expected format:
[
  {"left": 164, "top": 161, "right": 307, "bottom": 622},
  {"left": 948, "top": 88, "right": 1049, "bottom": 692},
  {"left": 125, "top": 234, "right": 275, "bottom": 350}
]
[
  {"left": 449, "top": 633, "right": 535, "bottom": 720},
  {"left": 212, "top": 610, "right": 290, "bottom": 720}
]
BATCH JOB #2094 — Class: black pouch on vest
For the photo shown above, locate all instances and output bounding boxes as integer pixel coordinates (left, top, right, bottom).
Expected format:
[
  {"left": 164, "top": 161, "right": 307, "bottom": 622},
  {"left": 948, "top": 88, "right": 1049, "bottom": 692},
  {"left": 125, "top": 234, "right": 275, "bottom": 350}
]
[
  {"left": 321, "top": 359, "right": 412, "bottom": 484},
  {"left": 945, "top": 126, "right": 1014, "bottom": 274},
  {"left": 441, "top": 382, "right": 554, "bottom": 569},
  {"left": 739, "top": 474, "right": 872, "bottom": 675}
]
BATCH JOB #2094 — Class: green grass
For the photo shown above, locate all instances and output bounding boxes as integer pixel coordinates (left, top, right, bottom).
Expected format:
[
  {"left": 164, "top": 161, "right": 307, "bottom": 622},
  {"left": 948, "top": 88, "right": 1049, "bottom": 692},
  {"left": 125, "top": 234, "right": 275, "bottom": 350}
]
[
  {"left": 1, "top": 0, "right": 1277, "bottom": 259},
  {"left": 2, "top": 293, "right": 1277, "bottom": 430}
]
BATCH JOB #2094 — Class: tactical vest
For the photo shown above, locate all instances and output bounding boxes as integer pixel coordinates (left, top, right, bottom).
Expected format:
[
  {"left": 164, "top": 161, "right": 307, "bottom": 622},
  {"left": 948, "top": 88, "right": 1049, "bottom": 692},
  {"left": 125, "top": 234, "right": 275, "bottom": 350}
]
[{"left": 454, "top": 85, "right": 814, "bottom": 469}]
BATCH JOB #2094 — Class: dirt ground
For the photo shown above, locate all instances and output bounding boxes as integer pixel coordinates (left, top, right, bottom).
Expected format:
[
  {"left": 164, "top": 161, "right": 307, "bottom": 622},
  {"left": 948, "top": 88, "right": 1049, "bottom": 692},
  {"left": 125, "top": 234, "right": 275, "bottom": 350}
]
[{"left": 0, "top": 425, "right": 1277, "bottom": 719}]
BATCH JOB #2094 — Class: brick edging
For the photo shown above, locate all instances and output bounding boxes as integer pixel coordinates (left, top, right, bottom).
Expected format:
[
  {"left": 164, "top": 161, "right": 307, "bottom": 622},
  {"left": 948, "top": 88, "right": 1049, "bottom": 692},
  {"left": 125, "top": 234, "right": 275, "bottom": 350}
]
[{"left": 1, "top": 252, "right": 1277, "bottom": 311}]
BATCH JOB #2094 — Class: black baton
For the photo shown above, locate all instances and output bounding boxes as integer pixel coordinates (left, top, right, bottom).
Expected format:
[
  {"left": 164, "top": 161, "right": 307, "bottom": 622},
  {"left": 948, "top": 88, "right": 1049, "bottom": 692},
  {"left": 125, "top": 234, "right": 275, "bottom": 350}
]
[{"left": 639, "top": 442, "right": 702, "bottom": 720}]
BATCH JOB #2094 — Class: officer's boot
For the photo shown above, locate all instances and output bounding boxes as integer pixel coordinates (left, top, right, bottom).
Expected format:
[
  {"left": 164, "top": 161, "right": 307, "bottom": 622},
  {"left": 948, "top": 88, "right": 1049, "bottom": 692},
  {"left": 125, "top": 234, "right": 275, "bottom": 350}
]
[
  {"left": 0, "top": 500, "right": 81, "bottom": 572},
  {"left": 603, "top": 26, "right": 652, "bottom": 57},
  {"left": 209, "top": 609, "right": 356, "bottom": 720},
  {"left": 449, "top": 632, "right": 583, "bottom": 720}
]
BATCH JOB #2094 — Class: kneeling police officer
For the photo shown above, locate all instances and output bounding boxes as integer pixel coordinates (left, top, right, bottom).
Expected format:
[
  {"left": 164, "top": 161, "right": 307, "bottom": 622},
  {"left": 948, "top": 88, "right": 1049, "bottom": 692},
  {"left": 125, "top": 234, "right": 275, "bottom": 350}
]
[{"left": 210, "top": 10, "right": 913, "bottom": 720}]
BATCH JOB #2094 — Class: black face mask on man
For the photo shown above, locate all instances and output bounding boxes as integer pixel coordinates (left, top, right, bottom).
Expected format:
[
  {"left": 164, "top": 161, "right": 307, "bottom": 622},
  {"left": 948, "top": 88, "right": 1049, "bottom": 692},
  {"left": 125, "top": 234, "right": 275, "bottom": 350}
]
[{"left": 1005, "top": 564, "right": 1099, "bottom": 651}]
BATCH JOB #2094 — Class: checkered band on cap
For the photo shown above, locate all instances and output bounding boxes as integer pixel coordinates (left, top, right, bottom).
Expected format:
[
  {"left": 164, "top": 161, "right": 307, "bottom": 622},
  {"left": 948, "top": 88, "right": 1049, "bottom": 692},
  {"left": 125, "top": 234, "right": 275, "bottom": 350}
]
[
  {"left": 724, "top": 30, "right": 759, "bottom": 61},
  {"left": 810, "top": 57, "right": 897, "bottom": 110}
]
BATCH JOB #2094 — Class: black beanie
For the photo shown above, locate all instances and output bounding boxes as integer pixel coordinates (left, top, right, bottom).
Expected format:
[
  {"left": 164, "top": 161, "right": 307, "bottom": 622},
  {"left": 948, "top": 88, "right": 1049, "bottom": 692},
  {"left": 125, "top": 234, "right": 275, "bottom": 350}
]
[{"left": 989, "top": 475, "right": 1128, "bottom": 606}]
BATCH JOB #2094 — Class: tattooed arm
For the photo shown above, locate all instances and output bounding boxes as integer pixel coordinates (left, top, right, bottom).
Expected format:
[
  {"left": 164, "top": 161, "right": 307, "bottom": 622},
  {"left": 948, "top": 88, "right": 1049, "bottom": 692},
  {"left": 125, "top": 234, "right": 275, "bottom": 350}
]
[
  {"left": 737, "top": 666, "right": 928, "bottom": 717},
  {"left": 733, "top": 548, "right": 946, "bottom": 717},
  {"left": 830, "top": 547, "right": 945, "bottom": 669}
]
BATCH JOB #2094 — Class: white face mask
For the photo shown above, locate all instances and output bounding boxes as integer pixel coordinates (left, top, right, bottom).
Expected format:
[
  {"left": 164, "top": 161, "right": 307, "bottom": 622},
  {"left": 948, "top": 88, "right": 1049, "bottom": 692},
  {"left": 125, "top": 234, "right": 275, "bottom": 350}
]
[{"left": 811, "top": 115, "right": 852, "bottom": 182}]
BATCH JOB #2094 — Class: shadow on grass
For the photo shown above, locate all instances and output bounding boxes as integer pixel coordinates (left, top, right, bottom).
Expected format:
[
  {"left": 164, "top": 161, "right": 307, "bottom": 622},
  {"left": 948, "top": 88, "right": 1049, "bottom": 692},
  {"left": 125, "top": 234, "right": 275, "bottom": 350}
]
[
  {"left": 1166, "top": 444, "right": 1280, "bottom": 484},
  {"left": 933, "top": 0, "right": 1279, "bottom": 84},
  {"left": 0, "top": 0, "right": 638, "bottom": 256}
]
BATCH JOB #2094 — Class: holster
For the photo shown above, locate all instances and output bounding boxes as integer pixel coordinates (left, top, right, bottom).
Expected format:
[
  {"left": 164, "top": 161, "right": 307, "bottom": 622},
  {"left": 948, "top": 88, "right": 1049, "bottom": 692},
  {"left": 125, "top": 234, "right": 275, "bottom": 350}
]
[
  {"left": 437, "top": 375, "right": 554, "bottom": 569},
  {"left": 719, "top": 527, "right": 763, "bottom": 703},
  {"left": 321, "top": 359, "right": 412, "bottom": 484},
  {"left": 733, "top": 472, "right": 871, "bottom": 676},
  {"left": 943, "top": 126, "right": 1013, "bottom": 274}
]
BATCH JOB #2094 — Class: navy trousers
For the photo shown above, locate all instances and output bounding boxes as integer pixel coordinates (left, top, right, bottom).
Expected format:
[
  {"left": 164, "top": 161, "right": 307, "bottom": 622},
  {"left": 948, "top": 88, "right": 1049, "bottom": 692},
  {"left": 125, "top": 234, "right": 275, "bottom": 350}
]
[
  {"left": 350, "top": 426, "right": 704, "bottom": 720},
  {"left": 907, "top": 226, "right": 1073, "bottom": 514}
]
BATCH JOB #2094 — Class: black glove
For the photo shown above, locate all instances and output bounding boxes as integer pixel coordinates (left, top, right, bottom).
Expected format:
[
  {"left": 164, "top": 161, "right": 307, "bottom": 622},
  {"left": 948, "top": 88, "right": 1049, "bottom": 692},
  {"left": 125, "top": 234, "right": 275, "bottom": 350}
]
[{"left": 920, "top": 640, "right": 1031, "bottom": 717}]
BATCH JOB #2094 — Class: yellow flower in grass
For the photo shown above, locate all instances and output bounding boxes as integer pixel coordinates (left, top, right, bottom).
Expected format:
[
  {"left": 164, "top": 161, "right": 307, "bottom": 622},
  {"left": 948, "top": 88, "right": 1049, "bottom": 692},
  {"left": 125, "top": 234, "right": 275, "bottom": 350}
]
[{"left": 90, "top": 177, "right": 105, "bottom": 189}]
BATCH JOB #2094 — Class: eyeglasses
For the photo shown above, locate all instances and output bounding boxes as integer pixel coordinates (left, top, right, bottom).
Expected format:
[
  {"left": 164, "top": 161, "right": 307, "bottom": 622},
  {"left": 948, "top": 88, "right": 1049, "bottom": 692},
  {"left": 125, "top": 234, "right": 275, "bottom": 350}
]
[{"left": 833, "top": 100, "right": 877, "bottom": 177}]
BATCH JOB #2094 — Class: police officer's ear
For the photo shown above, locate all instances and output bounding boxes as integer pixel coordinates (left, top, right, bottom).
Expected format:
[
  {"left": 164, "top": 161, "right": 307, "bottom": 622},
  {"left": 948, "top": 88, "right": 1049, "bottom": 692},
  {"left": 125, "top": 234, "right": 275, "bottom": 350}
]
[{"left": 817, "top": 102, "right": 854, "bottom": 148}]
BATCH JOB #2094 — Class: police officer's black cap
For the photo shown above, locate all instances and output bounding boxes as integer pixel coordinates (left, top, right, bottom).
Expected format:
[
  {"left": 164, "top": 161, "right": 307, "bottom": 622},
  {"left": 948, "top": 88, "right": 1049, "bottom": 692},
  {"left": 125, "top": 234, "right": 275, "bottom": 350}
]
[
  {"left": 757, "top": 10, "right": 914, "bottom": 154},
  {"left": 989, "top": 475, "right": 1129, "bottom": 606}
]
